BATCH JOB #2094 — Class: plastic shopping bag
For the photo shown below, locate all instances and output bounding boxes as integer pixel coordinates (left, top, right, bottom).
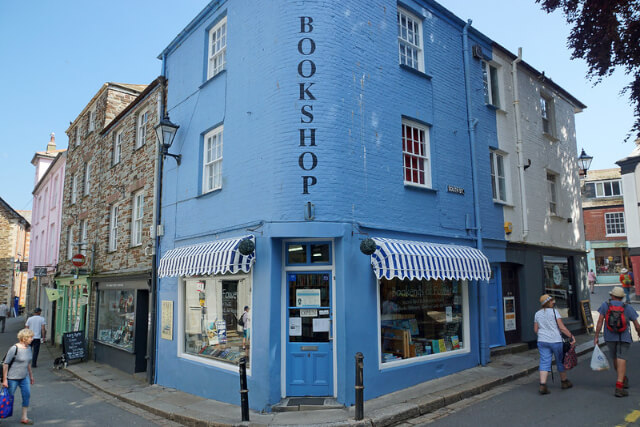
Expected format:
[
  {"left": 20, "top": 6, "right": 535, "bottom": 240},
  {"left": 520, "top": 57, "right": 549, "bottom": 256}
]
[
  {"left": 0, "top": 386, "right": 13, "bottom": 418},
  {"left": 591, "top": 345, "right": 610, "bottom": 371}
]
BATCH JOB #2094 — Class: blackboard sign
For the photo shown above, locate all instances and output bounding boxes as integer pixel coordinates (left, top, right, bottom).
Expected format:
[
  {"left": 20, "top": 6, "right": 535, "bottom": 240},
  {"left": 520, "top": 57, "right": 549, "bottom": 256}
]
[
  {"left": 580, "top": 300, "right": 594, "bottom": 333},
  {"left": 62, "top": 331, "right": 86, "bottom": 361}
]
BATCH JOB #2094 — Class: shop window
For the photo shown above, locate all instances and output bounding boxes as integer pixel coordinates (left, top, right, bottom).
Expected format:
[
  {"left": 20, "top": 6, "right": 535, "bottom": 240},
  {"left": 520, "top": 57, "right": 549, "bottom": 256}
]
[
  {"left": 286, "top": 242, "right": 331, "bottom": 265},
  {"left": 543, "top": 256, "right": 571, "bottom": 317},
  {"left": 97, "top": 289, "right": 136, "bottom": 351},
  {"left": 183, "top": 276, "right": 251, "bottom": 367},
  {"left": 594, "top": 248, "right": 628, "bottom": 275},
  {"left": 379, "top": 277, "right": 467, "bottom": 364}
]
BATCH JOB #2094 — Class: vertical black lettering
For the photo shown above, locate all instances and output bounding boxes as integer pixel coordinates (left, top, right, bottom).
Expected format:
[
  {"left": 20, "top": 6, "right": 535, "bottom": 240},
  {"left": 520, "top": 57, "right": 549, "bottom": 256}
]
[
  {"left": 302, "top": 176, "right": 318, "bottom": 194},
  {"left": 299, "top": 83, "right": 316, "bottom": 100},
  {"left": 297, "top": 60, "right": 316, "bottom": 78},
  {"left": 300, "top": 106, "right": 314, "bottom": 123},
  {"left": 298, "top": 152, "right": 318, "bottom": 170},
  {"left": 297, "top": 38, "right": 316, "bottom": 55},
  {"left": 300, "top": 17, "right": 313, "bottom": 33}
]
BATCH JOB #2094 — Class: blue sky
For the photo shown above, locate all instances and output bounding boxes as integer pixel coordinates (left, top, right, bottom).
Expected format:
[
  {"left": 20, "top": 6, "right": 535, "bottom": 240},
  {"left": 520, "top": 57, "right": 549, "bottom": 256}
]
[{"left": 0, "top": 1, "right": 635, "bottom": 211}]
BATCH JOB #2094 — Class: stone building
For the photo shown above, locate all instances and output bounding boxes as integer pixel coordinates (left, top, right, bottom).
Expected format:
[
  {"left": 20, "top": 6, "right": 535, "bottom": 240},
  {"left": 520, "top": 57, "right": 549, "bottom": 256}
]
[{"left": 0, "top": 197, "right": 30, "bottom": 309}]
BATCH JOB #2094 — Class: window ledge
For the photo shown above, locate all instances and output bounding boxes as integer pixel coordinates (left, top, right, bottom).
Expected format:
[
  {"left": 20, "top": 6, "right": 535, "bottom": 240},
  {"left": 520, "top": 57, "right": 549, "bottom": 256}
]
[
  {"left": 197, "top": 188, "right": 222, "bottom": 199},
  {"left": 404, "top": 182, "right": 437, "bottom": 193},
  {"left": 133, "top": 144, "right": 145, "bottom": 152},
  {"left": 493, "top": 200, "right": 514, "bottom": 207},
  {"left": 130, "top": 244, "right": 142, "bottom": 249},
  {"left": 399, "top": 64, "right": 432, "bottom": 80},
  {"left": 543, "top": 132, "right": 559, "bottom": 143},
  {"left": 550, "top": 214, "right": 566, "bottom": 221},
  {"left": 200, "top": 69, "right": 227, "bottom": 90}
]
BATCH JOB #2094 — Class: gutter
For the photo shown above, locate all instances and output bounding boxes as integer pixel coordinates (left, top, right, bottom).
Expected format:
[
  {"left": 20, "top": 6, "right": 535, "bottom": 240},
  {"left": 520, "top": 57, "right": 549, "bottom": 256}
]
[
  {"left": 462, "top": 20, "right": 489, "bottom": 366},
  {"left": 512, "top": 48, "right": 528, "bottom": 240}
]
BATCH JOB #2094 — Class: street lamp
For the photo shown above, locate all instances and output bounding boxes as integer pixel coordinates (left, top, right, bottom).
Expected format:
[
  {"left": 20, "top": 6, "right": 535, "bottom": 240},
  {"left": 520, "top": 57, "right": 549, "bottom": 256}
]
[
  {"left": 578, "top": 148, "right": 593, "bottom": 177},
  {"left": 155, "top": 113, "right": 181, "bottom": 165}
]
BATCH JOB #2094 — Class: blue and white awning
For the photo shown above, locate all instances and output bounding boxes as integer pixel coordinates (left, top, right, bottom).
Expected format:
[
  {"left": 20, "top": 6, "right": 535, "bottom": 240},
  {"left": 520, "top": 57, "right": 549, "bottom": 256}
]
[
  {"left": 369, "top": 237, "right": 491, "bottom": 281},
  {"left": 158, "top": 235, "right": 255, "bottom": 278}
]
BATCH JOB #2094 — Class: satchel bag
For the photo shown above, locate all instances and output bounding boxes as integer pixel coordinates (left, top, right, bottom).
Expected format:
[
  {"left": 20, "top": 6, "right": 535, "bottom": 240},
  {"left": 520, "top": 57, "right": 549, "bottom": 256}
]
[
  {"left": 0, "top": 386, "right": 13, "bottom": 418},
  {"left": 563, "top": 344, "right": 578, "bottom": 370}
]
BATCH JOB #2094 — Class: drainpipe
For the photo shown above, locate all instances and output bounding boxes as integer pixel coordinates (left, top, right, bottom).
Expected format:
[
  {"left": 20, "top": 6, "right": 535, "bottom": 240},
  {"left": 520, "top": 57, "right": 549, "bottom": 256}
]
[
  {"left": 512, "top": 48, "right": 528, "bottom": 239},
  {"left": 463, "top": 20, "right": 489, "bottom": 366}
]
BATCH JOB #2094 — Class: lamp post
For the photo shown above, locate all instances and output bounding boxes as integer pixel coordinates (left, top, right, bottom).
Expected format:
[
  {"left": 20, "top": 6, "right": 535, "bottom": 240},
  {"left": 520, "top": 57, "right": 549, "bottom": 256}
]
[
  {"left": 155, "top": 114, "right": 181, "bottom": 165},
  {"left": 578, "top": 148, "right": 593, "bottom": 177}
]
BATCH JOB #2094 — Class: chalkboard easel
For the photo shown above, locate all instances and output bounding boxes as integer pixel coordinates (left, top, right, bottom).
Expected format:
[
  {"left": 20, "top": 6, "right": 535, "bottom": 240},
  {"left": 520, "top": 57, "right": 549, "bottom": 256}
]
[
  {"left": 580, "top": 300, "right": 594, "bottom": 334},
  {"left": 62, "top": 331, "right": 87, "bottom": 362}
]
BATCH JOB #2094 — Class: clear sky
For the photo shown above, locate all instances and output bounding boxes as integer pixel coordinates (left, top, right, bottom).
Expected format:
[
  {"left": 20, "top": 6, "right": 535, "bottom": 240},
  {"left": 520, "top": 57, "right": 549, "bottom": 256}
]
[{"left": 0, "top": 1, "right": 635, "bottom": 211}]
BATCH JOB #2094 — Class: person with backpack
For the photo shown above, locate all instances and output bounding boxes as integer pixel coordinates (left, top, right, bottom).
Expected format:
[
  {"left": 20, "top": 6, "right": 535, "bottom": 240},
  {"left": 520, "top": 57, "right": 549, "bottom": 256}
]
[
  {"left": 594, "top": 286, "right": 640, "bottom": 397},
  {"left": 239, "top": 306, "right": 250, "bottom": 351},
  {"left": 619, "top": 268, "right": 633, "bottom": 304},
  {"left": 534, "top": 294, "right": 576, "bottom": 395}
]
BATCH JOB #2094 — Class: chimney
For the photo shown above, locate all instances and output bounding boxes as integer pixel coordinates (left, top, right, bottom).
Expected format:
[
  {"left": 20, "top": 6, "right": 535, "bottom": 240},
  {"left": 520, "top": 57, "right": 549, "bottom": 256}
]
[{"left": 46, "top": 132, "right": 56, "bottom": 152}]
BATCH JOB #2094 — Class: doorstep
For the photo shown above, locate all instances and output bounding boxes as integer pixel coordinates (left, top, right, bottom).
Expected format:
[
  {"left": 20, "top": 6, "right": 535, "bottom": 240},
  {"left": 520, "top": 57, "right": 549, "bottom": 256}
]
[{"left": 272, "top": 397, "right": 345, "bottom": 412}]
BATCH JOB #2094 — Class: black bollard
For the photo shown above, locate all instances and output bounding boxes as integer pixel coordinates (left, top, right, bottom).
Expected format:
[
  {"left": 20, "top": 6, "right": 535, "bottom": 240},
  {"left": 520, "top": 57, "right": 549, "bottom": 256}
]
[
  {"left": 355, "top": 352, "right": 364, "bottom": 421},
  {"left": 239, "top": 357, "right": 250, "bottom": 421}
]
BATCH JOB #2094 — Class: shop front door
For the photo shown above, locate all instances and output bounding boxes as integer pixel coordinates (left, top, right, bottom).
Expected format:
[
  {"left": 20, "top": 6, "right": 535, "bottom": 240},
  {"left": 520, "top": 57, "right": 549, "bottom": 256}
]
[
  {"left": 286, "top": 272, "right": 333, "bottom": 396},
  {"left": 488, "top": 265, "right": 506, "bottom": 348}
]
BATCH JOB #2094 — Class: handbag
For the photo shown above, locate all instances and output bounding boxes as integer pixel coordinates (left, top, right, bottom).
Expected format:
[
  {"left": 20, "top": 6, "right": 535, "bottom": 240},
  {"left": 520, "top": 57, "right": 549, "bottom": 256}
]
[
  {"left": 563, "top": 344, "right": 578, "bottom": 370},
  {"left": 553, "top": 309, "right": 572, "bottom": 354},
  {"left": 0, "top": 386, "right": 13, "bottom": 418}
]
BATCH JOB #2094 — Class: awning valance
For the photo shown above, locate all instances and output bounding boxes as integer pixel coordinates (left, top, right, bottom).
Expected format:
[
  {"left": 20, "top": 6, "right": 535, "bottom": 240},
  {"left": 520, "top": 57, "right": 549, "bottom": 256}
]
[
  {"left": 369, "top": 237, "right": 491, "bottom": 281},
  {"left": 158, "top": 235, "right": 255, "bottom": 278}
]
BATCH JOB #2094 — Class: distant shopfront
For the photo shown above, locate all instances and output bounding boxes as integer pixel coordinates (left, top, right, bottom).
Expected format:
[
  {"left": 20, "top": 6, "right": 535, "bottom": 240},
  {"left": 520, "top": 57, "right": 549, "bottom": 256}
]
[{"left": 54, "top": 276, "right": 91, "bottom": 346}]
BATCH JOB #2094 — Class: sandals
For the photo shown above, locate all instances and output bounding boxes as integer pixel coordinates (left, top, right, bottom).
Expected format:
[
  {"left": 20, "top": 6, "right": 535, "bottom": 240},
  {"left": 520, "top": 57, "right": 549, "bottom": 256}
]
[{"left": 20, "top": 419, "right": 34, "bottom": 425}]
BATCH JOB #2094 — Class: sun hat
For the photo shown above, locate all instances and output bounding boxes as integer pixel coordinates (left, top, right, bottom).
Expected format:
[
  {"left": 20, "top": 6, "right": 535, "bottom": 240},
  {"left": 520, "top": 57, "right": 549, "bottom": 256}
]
[
  {"left": 610, "top": 286, "right": 626, "bottom": 298},
  {"left": 539, "top": 294, "right": 554, "bottom": 306},
  {"left": 621, "top": 268, "right": 629, "bottom": 274}
]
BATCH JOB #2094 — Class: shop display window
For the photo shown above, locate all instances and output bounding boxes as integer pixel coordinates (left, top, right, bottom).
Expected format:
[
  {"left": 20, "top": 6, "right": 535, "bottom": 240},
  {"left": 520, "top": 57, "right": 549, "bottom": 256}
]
[
  {"left": 97, "top": 289, "right": 136, "bottom": 351},
  {"left": 594, "top": 248, "right": 629, "bottom": 275},
  {"left": 183, "top": 275, "right": 251, "bottom": 367},
  {"left": 379, "top": 277, "right": 466, "bottom": 364},
  {"left": 543, "top": 256, "right": 572, "bottom": 317}
]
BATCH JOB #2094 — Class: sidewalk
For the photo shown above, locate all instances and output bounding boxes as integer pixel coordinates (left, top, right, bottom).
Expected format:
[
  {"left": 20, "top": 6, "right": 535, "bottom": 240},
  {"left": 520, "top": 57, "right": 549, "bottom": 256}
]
[{"left": 61, "top": 334, "right": 601, "bottom": 427}]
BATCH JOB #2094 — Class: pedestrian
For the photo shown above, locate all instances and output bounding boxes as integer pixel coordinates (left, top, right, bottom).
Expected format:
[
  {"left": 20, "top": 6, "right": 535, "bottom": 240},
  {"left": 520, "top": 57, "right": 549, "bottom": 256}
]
[
  {"left": 534, "top": 294, "right": 575, "bottom": 394},
  {"left": 24, "top": 308, "right": 46, "bottom": 368},
  {"left": 588, "top": 269, "right": 597, "bottom": 294},
  {"left": 241, "top": 306, "right": 250, "bottom": 351},
  {"left": 619, "top": 268, "right": 633, "bottom": 303},
  {"left": 0, "top": 300, "right": 9, "bottom": 333},
  {"left": 593, "top": 286, "right": 640, "bottom": 397},
  {"left": 2, "top": 328, "right": 35, "bottom": 424}
]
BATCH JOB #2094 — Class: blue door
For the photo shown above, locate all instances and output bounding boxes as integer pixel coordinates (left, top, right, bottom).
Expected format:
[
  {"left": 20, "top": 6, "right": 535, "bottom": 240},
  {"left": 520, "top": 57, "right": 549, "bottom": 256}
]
[
  {"left": 286, "top": 272, "right": 333, "bottom": 396},
  {"left": 488, "top": 265, "right": 506, "bottom": 347}
]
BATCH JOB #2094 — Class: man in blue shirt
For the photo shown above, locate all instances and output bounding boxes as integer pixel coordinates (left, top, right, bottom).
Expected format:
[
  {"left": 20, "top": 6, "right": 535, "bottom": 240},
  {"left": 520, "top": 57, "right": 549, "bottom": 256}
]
[{"left": 594, "top": 286, "right": 640, "bottom": 397}]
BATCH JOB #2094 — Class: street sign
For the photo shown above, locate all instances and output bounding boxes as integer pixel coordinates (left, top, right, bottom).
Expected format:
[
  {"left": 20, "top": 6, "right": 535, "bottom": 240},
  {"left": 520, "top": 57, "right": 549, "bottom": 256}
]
[
  {"left": 72, "top": 254, "right": 86, "bottom": 267},
  {"left": 34, "top": 267, "right": 47, "bottom": 277},
  {"left": 19, "top": 262, "right": 29, "bottom": 272}
]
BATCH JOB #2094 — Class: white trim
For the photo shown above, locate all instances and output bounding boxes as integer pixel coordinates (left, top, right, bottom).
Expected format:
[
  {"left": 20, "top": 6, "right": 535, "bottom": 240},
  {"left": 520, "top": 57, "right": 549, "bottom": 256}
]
[
  {"left": 207, "top": 16, "right": 227, "bottom": 80},
  {"left": 402, "top": 119, "right": 431, "bottom": 188},
  {"left": 109, "top": 204, "right": 119, "bottom": 252},
  {"left": 88, "top": 106, "right": 96, "bottom": 132},
  {"left": 490, "top": 150, "right": 510, "bottom": 204},
  {"left": 377, "top": 279, "right": 471, "bottom": 370},
  {"left": 176, "top": 273, "right": 253, "bottom": 376},
  {"left": 113, "top": 130, "right": 123, "bottom": 165},
  {"left": 605, "top": 211, "right": 626, "bottom": 236},
  {"left": 280, "top": 238, "right": 337, "bottom": 398},
  {"left": 83, "top": 162, "right": 91, "bottom": 196},
  {"left": 136, "top": 110, "right": 148, "bottom": 149},
  {"left": 397, "top": 7, "right": 424, "bottom": 72},
  {"left": 203, "top": 125, "right": 223, "bottom": 194},
  {"left": 131, "top": 191, "right": 144, "bottom": 247}
]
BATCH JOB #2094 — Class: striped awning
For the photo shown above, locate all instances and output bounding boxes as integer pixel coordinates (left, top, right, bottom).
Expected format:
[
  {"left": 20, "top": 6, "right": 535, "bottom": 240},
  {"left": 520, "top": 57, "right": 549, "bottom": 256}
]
[
  {"left": 369, "top": 237, "right": 491, "bottom": 281},
  {"left": 158, "top": 235, "right": 255, "bottom": 278}
]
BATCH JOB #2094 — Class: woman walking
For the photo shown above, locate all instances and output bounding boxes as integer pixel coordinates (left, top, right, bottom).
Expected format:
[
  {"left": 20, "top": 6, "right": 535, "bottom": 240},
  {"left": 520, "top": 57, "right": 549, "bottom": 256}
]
[
  {"left": 2, "top": 328, "right": 35, "bottom": 424},
  {"left": 534, "top": 294, "right": 576, "bottom": 394}
]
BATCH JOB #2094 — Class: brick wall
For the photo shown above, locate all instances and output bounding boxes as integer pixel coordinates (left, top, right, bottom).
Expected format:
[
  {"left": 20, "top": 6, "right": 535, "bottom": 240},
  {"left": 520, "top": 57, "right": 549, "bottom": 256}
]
[{"left": 584, "top": 206, "right": 626, "bottom": 241}]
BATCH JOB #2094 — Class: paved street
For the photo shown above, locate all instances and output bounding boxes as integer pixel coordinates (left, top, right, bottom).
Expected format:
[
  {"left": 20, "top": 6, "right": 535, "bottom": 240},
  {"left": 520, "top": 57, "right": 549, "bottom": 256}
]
[
  {"left": 396, "top": 283, "right": 640, "bottom": 426},
  {"left": 0, "top": 316, "right": 179, "bottom": 426}
]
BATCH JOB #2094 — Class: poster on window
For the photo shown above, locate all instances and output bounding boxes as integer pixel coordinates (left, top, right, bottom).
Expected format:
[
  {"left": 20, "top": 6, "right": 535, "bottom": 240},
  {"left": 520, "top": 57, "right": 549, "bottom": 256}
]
[
  {"left": 503, "top": 297, "right": 516, "bottom": 331},
  {"left": 161, "top": 300, "right": 173, "bottom": 340},
  {"left": 289, "top": 317, "right": 302, "bottom": 336},
  {"left": 296, "top": 289, "right": 321, "bottom": 307}
]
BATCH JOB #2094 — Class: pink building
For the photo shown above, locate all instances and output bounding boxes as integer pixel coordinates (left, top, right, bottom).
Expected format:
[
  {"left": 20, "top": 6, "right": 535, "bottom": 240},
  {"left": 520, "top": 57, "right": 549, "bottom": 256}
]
[{"left": 27, "top": 133, "right": 66, "bottom": 320}]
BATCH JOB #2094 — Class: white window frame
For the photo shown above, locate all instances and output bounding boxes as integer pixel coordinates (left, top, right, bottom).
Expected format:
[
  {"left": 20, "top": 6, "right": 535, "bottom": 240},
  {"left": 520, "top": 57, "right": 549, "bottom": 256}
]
[
  {"left": 71, "top": 174, "right": 78, "bottom": 204},
  {"left": 482, "top": 61, "right": 501, "bottom": 108},
  {"left": 67, "top": 226, "right": 74, "bottom": 260},
  {"left": 83, "top": 162, "right": 91, "bottom": 196},
  {"left": 207, "top": 17, "right": 227, "bottom": 80},
  {"left": 203, "top": 125, "right": 224, "bottom": 194},
  {"left": 402, "top": 119, "right": 431, "bottom": 188},
  {"left": 51, "top": 176, "right": 58, "bottom": 208},
  {"left": 593, "top": 179, "right": 623, "bottom": 198},
  {"left": 80, "top": 220, "right": 87, "bottom": 256},
  {"left": 113, "top": 130, "right": 123, "bottom": 165},
  {"left": 75, "top": 126, "right": 81, "bottom": 147},
  {"left": 49, "top": 223, "right": 56, "bottom": 265},
  {"left": 397, "top": 7, "right": 424, "bottom": 72},
  {"left": 88, "top": 107, "right": 96, "bottom": 132},
  {"left": 109, "top": 204, "right": 119, "bottom": 252},
  {"left": 490, "top": 151, "right": 509, "bottom": 203},
  {"left": 136, "top": 111, "right": 148, "bottom": 149},
  {"left": 547, "top": 172, "right": 558, "bottom": 215},
  {"left": 605, "top": 212, "right": 626, "bottom": 236},
  {"left": 131, "top": 191, "right": 144, "bottom": 247},
  {"left": 540, "top": 94, "right": 556, "bottom": 137}
]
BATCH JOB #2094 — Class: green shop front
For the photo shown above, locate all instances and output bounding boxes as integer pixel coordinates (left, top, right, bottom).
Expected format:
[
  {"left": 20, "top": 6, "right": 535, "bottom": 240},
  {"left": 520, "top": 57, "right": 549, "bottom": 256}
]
[{"left": 54, "top": 276, "right": 91, "bottom": 346}]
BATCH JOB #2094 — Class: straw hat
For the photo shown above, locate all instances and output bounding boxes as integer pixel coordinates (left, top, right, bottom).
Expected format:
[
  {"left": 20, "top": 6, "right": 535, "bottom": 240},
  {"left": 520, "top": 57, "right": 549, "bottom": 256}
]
[
  {"left": 539, "top": 294, "right": 554, "bottom": 306},
  {"left": 621, "top": 268, "right": 629, "bottom": 274},
  {"left": 610, "top": 286, "right": 626, "bottom": 299}
]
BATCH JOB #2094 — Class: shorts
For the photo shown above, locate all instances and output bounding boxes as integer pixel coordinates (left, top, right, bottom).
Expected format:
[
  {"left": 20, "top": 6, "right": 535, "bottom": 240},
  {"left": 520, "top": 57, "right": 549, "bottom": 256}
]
[
  {"left": 607, "top": 341, "right": 631, "bottom": 360},
  {"left": 243, "top": 328, "right": 250, "bottom": 340},
  {"left": 538, "top": 341, "right": 565, "bottom": 372}
]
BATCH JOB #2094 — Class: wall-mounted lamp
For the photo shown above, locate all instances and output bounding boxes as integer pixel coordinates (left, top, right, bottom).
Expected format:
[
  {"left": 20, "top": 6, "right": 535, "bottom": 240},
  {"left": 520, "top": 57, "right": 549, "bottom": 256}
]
[
  {"left": 155, "top": 113, "right": 181, "bottom": 165},
  {"left": 578, "top": 148, "right": 593, "bottom": 177}
]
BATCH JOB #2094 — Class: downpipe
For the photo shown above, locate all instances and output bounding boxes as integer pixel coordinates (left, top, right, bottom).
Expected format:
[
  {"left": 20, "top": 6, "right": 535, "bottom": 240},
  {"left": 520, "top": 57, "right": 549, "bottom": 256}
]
[{"left": 463, "top": 20, "right": 489, "bottom": 366}]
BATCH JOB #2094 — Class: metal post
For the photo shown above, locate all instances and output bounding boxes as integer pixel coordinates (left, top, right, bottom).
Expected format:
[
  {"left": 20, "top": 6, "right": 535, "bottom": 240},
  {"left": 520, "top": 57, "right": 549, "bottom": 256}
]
[
  {"left": 355, "top": 352, "right": 364, "bottom": 421},
  {"left": 239, "top": 357, "right": 250, "bottom": 422}
]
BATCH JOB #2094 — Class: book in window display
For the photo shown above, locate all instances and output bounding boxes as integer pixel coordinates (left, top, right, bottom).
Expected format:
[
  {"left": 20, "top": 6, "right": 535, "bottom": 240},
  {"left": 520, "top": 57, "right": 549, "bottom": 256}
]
[{"left": 97, "top": 289, "right": 136, "bottom": 351}]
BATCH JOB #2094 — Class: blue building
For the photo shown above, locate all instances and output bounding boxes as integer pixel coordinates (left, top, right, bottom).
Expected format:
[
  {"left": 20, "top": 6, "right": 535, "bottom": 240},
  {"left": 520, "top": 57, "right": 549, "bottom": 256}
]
[{"left": 155, "top": 0, "right": 506, "bottom": 411}]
